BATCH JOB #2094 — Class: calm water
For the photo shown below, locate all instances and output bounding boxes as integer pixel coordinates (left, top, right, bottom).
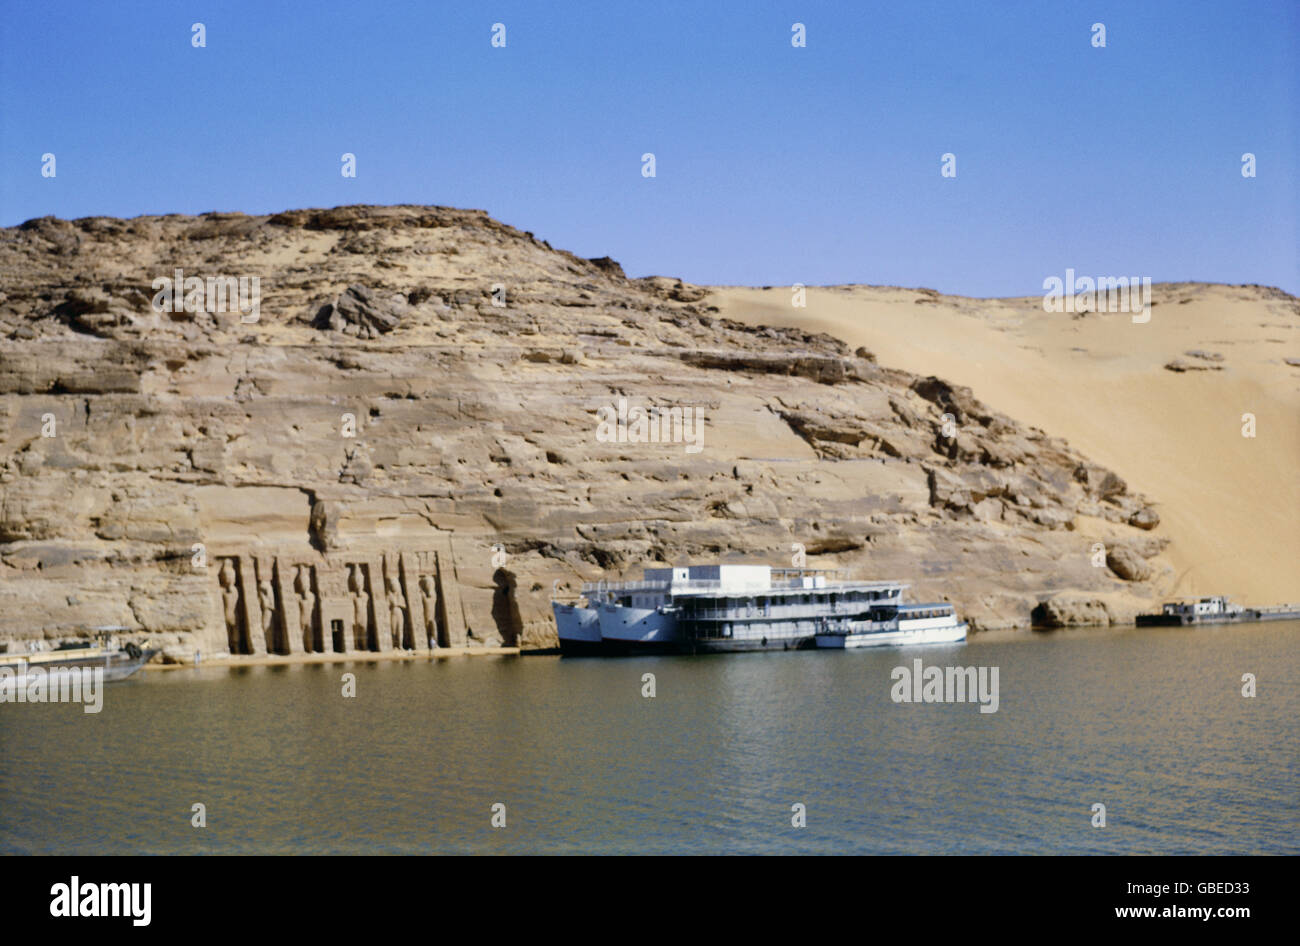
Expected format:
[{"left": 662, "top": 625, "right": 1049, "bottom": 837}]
[{"left": 2, "top": 622, "right": 1296, "bottom": 854}]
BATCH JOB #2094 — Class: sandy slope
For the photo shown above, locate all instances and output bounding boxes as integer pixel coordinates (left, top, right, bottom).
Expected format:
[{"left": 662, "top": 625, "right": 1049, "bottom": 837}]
[{"left": 713, "top": 283, "right": 1299, "bottom": 606}]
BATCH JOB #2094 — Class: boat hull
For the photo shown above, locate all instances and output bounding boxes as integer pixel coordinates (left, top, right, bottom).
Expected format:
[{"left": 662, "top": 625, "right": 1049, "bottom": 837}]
[
  {"left": 553, "top": 603, "right": 605, "bottom": 656},
  {"left": 0, "top": 647, "right": 159, "bottom": 681},
  {"left": 685, "top": 634, "right": 814, "bottom": 653},
  {"left": 597, "top": 604, "right": 682, "bottom": 655},
  {"left": 557, "top": 639, "right": 607, "bottom": 656},
  {"left": 1135, "top": 609, "right": 1300, "bottom": 627},
  {"left": 816, "top": 622, "right": 968, "bottom": 649}
]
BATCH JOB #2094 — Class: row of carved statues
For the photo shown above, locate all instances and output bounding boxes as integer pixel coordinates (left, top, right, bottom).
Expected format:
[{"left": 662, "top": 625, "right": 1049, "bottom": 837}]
[{"left": 215, "top": 550, "right": 460, "bottom": 656}]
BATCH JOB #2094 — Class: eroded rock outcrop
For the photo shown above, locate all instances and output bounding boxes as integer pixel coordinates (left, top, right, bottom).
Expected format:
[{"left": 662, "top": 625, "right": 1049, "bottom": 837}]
[
  {"left": 1106, "top": 544, "right": 1154, "bottom": 582},
  {"left": 0, "top": 205, "right": 1177, "bottom": 654},
  {"left": 1033, "top": 594, "right": 1117, "bottom": 628},
  {"left": 313, "top": 285, "right": 410, "bottom": 338}
]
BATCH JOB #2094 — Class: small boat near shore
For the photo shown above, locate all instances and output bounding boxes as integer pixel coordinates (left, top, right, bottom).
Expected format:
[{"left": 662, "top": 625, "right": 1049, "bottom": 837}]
[
  {"left": 0, "top": 639, "right": 160, "bottom": 682},
  {"left": 1135, "top": 596, "right": 1300, "bottom": 627}
]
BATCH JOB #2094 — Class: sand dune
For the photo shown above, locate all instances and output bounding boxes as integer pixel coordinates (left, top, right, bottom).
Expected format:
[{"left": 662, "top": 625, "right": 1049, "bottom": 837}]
[{"left": 713, "top": 283, "right": 1299, "bottom": 606}]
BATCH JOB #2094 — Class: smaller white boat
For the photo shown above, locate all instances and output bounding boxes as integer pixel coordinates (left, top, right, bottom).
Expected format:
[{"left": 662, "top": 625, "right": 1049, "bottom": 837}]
[{"left": 815, "top": 603, "right": 967, "bottom": 649}]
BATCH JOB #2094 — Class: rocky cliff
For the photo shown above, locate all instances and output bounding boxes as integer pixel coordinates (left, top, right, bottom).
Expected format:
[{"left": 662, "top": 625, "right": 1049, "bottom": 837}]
[{"left": 0, "top": 205, "right": 1173, "bottom": 658}]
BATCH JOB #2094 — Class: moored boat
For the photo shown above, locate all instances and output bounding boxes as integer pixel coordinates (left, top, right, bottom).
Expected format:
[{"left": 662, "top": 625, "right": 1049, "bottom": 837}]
[
  {"left": 0, "top": 639, "right": 159, "bottom": 681},
  {"left": 1136, "top": 596, "right": 1300, "bottom": 627},
  {"left": 676, "top": 567, "right": 907, "bottom": 653},
  {"left": 815, "top": 602, "right": 968, "bottom": 649},
  {"left": 551, "top": 563, "right": 916, "bottom": 655}
]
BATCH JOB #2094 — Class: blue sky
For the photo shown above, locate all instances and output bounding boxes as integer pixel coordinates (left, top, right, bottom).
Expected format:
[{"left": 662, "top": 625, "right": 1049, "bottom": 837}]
[{"left": 2, "top": 0, "right": 1296, "bottom": 296}]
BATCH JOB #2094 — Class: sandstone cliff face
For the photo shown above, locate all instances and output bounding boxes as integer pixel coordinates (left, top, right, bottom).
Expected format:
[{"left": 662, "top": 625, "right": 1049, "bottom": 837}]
[{"left": 0, "top": 205, "right": 1172, "bottom": 657}]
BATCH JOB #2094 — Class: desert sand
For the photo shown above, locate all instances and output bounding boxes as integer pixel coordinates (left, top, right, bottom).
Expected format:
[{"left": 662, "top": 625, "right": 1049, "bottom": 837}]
[{"left": 713, "top": 283, "right": 1299, "bottom": 605}]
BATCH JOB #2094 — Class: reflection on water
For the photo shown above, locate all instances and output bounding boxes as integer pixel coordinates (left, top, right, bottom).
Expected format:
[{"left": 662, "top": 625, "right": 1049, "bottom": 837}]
[{"left": 1, "top": 622, "right": 1296, "bottom": 854}]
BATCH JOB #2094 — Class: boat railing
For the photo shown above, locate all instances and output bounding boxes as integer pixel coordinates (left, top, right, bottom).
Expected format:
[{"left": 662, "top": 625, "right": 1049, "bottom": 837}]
[
  {"left": 581, "top": 578, "right": 909, "bottom": 596},
  {"left": 769, "top": 566, "right": 850, "bottom": 579},
  {"left": 678, "top": 604, "right": 888, "bottom": 621},
  {"left": 581, "top": 579, "right": 676, "bottom": 595},
  {"left": 587, "top": 566, "right": 854, "bottom": 587}
]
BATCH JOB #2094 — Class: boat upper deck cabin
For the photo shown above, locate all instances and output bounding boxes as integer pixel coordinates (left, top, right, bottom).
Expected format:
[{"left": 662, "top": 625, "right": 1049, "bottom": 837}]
[
  {"left": 581, "top": 563, "right": 907, "bottom": 611},
  {"left": 1160, "top": 596, "right": 1242, "bottom": 617}
]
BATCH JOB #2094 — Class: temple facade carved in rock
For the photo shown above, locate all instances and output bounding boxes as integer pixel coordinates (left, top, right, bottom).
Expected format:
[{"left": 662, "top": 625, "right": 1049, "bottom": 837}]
[{"left": 211, "top": 547, "right": 467, "bottom": 656}]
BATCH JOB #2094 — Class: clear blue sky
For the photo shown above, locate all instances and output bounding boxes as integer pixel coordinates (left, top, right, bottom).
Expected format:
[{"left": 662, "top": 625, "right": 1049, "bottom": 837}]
[{"left": 2, "top": 0, "right": 1296, "bottom": 296}]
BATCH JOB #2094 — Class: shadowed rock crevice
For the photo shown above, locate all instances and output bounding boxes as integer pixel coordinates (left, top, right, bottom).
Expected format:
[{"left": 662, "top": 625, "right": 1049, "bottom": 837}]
[{"left": 490, "top": 568, "right": 524, "bottom": 647}]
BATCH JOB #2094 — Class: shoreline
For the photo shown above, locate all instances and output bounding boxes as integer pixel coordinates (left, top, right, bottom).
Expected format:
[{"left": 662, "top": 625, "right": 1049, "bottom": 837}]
[
  {"left": 144, "top": 645, "right": 519, "bottom": 671},
  {"left": 22, "top": 616, "right": 1300, "bottom": 677}
]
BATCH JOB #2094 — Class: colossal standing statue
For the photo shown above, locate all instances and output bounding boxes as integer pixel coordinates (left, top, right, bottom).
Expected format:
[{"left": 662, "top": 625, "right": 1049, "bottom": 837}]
[
  {"left": 348, "top": 564, "right": 369, "bottom": 651},
  {"left": 219, "top": 559, "right": 240, "bottom": 652},
  {"left": 294, "top": 565, "right": 317, "bottom": 651},
  {"left": 419, "top": 574, "right": 439, "bottom": 648},
  {"left": 386, "top": 574, "right": 406, "bottom": 649}
]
